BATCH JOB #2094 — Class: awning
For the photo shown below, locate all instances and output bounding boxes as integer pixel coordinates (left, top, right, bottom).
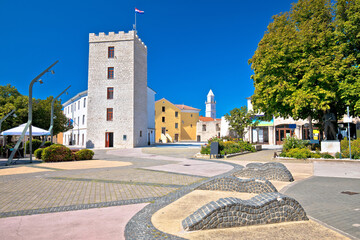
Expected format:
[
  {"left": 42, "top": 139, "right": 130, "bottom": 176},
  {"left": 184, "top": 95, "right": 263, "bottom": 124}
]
[{"left": 1, "top": 123, "right": 50, "bottom": 136}]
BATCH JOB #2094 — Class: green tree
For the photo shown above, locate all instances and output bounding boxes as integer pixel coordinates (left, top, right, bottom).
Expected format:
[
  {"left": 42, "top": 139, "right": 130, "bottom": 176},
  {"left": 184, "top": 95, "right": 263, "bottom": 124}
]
[
  {"left": 224, "top": 106, "right": 259, "bottom": 139},
  {"left": 248, "top": 0, "right": 360, "bottom": 139},
  {"left": 0, "top": 84, "right": 71, "bottom": 135},
  {"left": 0, "top": 84, "right": 28, "bottom": 130}
]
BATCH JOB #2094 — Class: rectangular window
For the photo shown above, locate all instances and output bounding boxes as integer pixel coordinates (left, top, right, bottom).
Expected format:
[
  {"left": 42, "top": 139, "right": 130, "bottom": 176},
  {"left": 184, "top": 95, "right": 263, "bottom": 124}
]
[
  {"left": 202, "top": 124, "right": 206, "bottom": 131},
  {"left": 84, "top": 98, "right": 86, "bottom": 108},
  {"left": 162, "top": 117, "right": 165, "bottom": 122},
  {"left": 107, "top": 87, "right": 114, "bottom": 99},
  {"left": 74, "top": 103, "right": 76, "bottom": 112},
  {"left": 175, "top": 111, "right": 178, "bottom": 117},
  {"left": 162, "top": 106, "right": 165, "bottom": 112},
  {"left": 123, "top": 135, "right": 127, "bottom": 141},
  {"left": 107, "top": 108, "right": 113, "bottom": 121},
  {"left": 108, "top": 46, "right": 114, "bottom": 58},
  {"left": 108, "top": 67, "right": 114, "bottom": 79},
  {"left": 83, "top": 115, "right": 85, "bottom": 125},
  {"left": 78, "top": 101, "right": 80, "bottom": 110},
  {"left": 175, "top": 123, "right": 178, "bottom": 129},
  {"left": 140, "top": 131, "right": 142, "bottom": 137}
]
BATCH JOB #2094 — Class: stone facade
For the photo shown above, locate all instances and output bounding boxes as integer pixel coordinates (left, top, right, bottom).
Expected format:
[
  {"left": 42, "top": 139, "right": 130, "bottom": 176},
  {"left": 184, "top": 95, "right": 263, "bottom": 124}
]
[
  {"left": 182, "top": 192, "right": 308, "bottom": 231},
  {"left": 196, "top": 118, "right": 221, "bottom": 142},
  {"left": 87, "top": 31, "right": 148, "bottom": 148}
]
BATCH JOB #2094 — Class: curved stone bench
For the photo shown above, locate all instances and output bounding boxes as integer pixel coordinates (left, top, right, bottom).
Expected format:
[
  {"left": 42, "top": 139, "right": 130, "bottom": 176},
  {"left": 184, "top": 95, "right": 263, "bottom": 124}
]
[
  {"left": 182, "top": 192, "right": 308, "bottom": 231},
  {"left": 233, "top": 162, "right": 294, "bottom": 182},
  {"left": 195, "top": 176, "right": 277, "bottom": 194}
]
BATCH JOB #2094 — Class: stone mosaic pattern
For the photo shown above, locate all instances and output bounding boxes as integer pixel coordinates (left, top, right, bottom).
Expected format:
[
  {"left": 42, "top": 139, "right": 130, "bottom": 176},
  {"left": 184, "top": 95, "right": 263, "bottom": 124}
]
[
  {"left": 182, "top": 192, "right": 308, "bottom": 231},
  {"left": 195, "top": 176, "right": 277, "bottom": 194},
  {"left": 233, "top": 162, "right": 294, "bottom": 182}
]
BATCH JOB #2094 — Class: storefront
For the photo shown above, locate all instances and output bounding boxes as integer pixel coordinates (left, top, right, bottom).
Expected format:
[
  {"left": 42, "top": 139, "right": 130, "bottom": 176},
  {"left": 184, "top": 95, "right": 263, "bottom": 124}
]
[
  {"left": 275, "top": 124, "right": 296, "bottom": 145},
  {"left": 251, "top": 118, "right": 273, "bottom": 144}
]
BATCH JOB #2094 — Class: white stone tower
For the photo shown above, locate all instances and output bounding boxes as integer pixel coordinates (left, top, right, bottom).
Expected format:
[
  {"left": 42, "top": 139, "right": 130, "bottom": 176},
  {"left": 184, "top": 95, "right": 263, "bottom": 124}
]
[
  {"left": 87, "top": 31, "right": 148, "bottom": 148},
  {"left": 205, "top": 89, "right": 216, "bottom": 119}
]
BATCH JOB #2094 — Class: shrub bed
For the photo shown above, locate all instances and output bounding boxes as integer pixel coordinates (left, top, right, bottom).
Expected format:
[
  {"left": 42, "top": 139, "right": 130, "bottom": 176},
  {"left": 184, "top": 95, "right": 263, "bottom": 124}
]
[
  {"left": 200, "top": 137, "right": 256, "bottom": 155},
  {"left": 338, "top": 138, "right": 360, "bottom": 159},
  {"left": 280, "top": 137, "right": 334, "bottom": 159},
  {"left": 42, "top": 144, "right": 73, "bottom": 162},
  {"left": 75, "top": 149, "right": 94, "bottom": 160},
  {"left": 279, "top": 148, "right": 334, "bottom": 159}
]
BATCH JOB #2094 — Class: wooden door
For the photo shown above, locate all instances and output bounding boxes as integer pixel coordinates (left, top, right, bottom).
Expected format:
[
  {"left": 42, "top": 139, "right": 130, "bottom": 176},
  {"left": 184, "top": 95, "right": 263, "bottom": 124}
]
[{"left": 105, "top": 132, "right": 114, "bottom": 147}]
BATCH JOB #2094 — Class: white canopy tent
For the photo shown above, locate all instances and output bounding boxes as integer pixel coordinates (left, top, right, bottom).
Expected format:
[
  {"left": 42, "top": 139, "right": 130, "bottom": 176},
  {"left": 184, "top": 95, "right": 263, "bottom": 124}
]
[{"left": 1, "top": 123, "right": 50, "bottom": 136}]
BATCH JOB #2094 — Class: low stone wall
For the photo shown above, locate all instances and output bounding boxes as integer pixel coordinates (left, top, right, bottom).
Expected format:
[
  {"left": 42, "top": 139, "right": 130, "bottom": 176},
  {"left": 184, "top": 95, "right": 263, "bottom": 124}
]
[
  {"left": 195, "top": 176, "right": 277, "bottom": 194},
  {"left": 233, "top": 162, "right": 294, "bottom": 182},
  {"left": 182, "top": 192, "right": 308, "bottom": 231}
]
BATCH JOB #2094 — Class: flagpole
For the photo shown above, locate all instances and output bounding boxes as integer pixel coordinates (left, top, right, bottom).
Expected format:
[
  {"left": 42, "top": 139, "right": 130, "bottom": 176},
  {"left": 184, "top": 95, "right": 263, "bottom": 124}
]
[{"left": 134, "top": 9, "right": 137, "bottom": 32}]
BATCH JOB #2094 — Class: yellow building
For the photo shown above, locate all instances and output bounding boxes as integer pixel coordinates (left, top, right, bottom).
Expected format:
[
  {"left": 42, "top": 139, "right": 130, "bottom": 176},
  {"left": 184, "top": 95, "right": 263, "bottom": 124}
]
[{"left": 155, "top": 98, "right": 200, "bottom": 142}]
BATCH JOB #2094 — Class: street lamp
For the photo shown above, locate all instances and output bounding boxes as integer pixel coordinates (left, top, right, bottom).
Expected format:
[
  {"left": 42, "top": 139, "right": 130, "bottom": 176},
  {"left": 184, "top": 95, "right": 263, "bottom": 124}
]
[
  {"left": 0, "top": 109, "right": 16, "bottom": 133},
  {"left": 0, "top": 109, "right": 16, "bottom": 147},
  {"left": 7, "top": 61, "right": 58, "bottom": 165},
  {"left": 50, "top": 85, "right": 71, "bottom": 143}
]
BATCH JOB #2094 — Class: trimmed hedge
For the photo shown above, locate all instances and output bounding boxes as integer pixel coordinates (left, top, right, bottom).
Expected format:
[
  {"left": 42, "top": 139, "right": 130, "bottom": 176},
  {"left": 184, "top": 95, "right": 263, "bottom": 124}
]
[
  {"left": 75, "top": 149, "right": 94, "bottom": 160},
  {"left": 26, "top": 139, "right": 42, "bottom": 153},
  {"left": 42, "top": 144, "right": 73, "bottom": 162},
  {"left": 44, "top": 141, "right": 53, "bottom": 147},
  {"left": 200, "top": 140, "right": 255, "bottom": 155},
  {"left": 34, "top": 148, "right": 43, "bottom": 159}
]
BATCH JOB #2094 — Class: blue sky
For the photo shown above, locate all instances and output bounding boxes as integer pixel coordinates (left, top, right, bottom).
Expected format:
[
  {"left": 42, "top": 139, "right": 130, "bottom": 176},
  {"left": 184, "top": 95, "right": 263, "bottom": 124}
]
[{"left": 0, "top": 0, "right": 294, "bottom": 117}]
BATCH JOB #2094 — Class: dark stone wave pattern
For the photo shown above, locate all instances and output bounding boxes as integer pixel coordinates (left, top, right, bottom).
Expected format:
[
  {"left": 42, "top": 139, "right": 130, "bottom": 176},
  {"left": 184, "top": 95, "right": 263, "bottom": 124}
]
[
  {"left": 233, "top": 162, "right": 294, "bottom": 182},
  {"left": 195, "top": 176, "right": 277, "bottom": 194},
  {"left": 182, "top": 192, "right": 308, "bottom": 231}
]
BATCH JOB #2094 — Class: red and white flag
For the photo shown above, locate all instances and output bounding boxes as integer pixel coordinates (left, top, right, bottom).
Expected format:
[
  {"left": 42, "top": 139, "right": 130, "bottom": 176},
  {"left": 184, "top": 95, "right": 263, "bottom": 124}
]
[{"left": 135, "top": 8, "right": 144, "bottom": 14}]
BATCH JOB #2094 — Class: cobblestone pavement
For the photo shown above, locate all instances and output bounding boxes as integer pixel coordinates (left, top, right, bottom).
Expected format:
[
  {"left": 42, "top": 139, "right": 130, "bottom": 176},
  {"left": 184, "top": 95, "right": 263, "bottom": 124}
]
[
  {"left": 284, "top": 176, "right": 360, "bottom": 239},
  {"left": 0, "top": 149, "right": 207, "bottom": 218}
]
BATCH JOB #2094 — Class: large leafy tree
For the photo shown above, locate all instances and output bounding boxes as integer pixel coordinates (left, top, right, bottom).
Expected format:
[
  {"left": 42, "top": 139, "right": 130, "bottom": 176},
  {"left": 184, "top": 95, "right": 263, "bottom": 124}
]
[
  {"left": 224, "top": 106, "right": 258, "bottom": 139},
  {"left": 0, "top": 84, "right": 71, "bottom": 135},
  {"left": 249, "top": 0, "right": 360, "bottom": 139}
]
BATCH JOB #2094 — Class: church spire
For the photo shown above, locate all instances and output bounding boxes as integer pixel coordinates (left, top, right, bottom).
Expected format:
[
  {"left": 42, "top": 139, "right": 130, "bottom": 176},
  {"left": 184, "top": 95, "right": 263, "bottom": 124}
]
[{"left": 205, "top": 89, "right": 216, "bottom": 119}]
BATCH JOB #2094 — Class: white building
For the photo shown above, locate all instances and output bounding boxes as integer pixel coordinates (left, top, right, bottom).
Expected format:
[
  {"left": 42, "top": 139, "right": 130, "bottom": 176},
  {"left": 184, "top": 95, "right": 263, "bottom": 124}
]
[
  {"left": 62, "top": 87, "right": 155, "bottom": 147},
  {"left": 63, "top": 91, "right": 88, "bottom": 146}
]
